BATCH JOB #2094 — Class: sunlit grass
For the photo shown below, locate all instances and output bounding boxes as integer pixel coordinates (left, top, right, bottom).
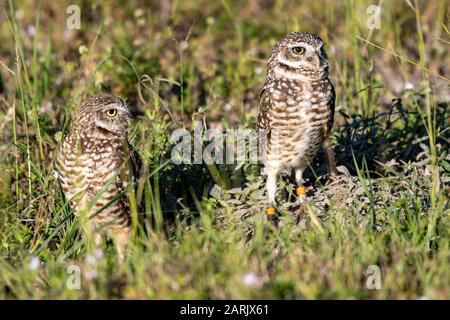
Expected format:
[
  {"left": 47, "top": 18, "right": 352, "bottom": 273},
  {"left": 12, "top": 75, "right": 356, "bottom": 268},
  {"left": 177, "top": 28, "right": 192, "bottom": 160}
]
[{"left": 0, "top": 0, "right": 448, "bottom": 299}]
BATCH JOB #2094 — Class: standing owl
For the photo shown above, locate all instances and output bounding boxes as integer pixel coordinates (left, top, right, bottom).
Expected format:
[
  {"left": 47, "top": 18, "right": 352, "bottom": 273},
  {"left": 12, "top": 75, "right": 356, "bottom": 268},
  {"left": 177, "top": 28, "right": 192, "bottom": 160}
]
[
  {"left": 257, "top": 32, "right": 337, "bottom": 221},
  {"left": 55, "top": 94, "right": 141, "bottom": 261}
]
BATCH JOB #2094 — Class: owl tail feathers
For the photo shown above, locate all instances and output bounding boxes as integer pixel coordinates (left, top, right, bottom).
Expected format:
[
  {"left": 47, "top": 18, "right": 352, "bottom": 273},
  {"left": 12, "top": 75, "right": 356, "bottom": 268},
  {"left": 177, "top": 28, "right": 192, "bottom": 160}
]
[{"left": 323, "top": 137, "right": 337, "bottom": 176}]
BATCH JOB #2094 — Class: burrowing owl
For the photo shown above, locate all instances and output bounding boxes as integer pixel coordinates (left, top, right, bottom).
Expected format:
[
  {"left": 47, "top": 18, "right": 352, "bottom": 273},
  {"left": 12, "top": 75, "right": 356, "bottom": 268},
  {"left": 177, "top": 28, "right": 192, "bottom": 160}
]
[
  {"left": 55, "top": 94, "right": 141, "bottom": 261},
  {"left": 257, "top": 32, "right": 336, "bottom": 220}
]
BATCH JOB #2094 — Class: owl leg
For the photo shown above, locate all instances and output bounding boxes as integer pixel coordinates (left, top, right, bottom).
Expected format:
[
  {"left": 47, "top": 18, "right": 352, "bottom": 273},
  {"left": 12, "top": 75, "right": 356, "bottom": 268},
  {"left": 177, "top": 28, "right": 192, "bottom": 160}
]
[
  {"left": 81, "top": 219, "right": 100, "bottom": 253},
  {"left": 295, "top": 169, "right": 307, "bottom": 202},
  {"left": 323, "top": 137, "right": 337, "bottom": 176},
  {"left": 266, "top": 170, "right": 277, "bottom": 222},
  {"left": 112, "top": 229, "right": 130, "bottom": 264},
  {"left": 94, "top": 232, "right": 102, "bottom": 247}
]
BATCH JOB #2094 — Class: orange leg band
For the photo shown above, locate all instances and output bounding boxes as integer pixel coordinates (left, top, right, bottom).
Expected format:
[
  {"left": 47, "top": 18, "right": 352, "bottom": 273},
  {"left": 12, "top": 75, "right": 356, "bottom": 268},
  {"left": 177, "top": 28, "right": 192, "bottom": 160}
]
[{"left": 296, "top": 186, "right": 306, "bottom": 196}]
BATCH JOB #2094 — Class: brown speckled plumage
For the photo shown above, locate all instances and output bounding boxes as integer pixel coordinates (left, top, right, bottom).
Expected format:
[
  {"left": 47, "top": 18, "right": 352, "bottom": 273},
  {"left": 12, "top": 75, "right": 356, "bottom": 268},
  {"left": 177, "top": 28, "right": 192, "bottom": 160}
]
[
  {"left": 55, "top": 94, "right": 141, "bottom": 260},
  {"left": 257, "top": 32, "right": 336, "bottom": 208}
]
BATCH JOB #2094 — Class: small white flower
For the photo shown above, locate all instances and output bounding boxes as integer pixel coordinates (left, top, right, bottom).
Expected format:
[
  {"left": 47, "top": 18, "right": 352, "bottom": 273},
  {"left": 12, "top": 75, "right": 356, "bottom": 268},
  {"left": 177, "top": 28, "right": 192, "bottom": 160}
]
[
  {"left": 224, "top": 103, "right": 233, "bottom": 111},
  {"left": 389, "top": 159, "right": 398, "bottom": 165},
  {"left": 28, "top": 256, "right": 41, "bottom": 271},
  {"left": 84, "top": 270, "right": 98, "bottom": 280},
  {"left": 63, "top": 30, "right": 72, "bottom": 39},
  {"left": 39, "top": 102, "right": 53, "bottom": 114},
  {"left": 78, "top": 45, "right": 88, "bottom": 55},
  {"left": 242, "top": 272, "right": 262, "bottom": 287},
  {"left": 26, "top": 25, "right": 36, "bottom": 37},
  {"left": 180, "top": 40, "right": 189, "bottom": 51},
  {"left": 15, "top": 9, "right": 24, "bottom": 20},
  {"left": 404, "top": 82, "right": 414, "bottom": 90},
  {"left": 93, "top": 249, "right": 104, "bottom": 260},
  {"left": 85, "top": 254, "right": 97, "bottom": 265},
  {"left": 134, "top": 8, "right": 144, "bottom": 18}
]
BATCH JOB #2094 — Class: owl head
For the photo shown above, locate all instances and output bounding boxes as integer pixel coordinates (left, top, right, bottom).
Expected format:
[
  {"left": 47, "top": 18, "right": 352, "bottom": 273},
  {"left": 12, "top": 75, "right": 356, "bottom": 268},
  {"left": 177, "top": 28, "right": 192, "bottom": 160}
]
[
  {"left": 268, "top": 32, "right": 329, "bottom": 81},
  {"left": 74, "top": 94, "right": 131, "bottom": 138}
]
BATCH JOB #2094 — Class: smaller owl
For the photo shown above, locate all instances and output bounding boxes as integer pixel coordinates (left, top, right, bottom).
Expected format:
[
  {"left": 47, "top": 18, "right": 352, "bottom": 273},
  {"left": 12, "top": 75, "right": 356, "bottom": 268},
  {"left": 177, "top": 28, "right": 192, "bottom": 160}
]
[{"left": 55, "top": 94, "right": 141, "bottom": 261}]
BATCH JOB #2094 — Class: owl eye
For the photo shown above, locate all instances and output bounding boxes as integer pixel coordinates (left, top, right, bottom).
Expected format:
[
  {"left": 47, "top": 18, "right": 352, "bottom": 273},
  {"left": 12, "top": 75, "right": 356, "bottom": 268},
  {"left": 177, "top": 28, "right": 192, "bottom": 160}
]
[
  {"left": 292, "top": 47, "right": 305, "bottom": 55},
  {"left": 105, "top": 109, "right": 117, "bottom": 117}
]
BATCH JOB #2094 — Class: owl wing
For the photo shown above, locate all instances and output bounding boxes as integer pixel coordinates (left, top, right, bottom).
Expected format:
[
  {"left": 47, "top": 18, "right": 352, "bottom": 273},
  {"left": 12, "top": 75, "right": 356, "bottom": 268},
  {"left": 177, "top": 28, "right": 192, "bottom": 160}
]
[
  {"left": 128, "top": 141, "right": 143, "bottom": 185},
  {"left": 257, "top": 86, "right": 273, "bottom": 162},
  {"left": 324, "top": 79, "right": 336, "bottom": 138},
  {"left": 85, "top": 142, "right": 136, "bottom": 224},
  {"left": 257, "top": 86, "right": 271, "bottom": 132},
  {"left": 90, "top": 151, "right": 133, "bottom": 227},
  {"left": 117, "top": 141, "right": 144, "bottom": 214},
  {"left": 55, "top": 132, "right": 93, "bottom": 210}
]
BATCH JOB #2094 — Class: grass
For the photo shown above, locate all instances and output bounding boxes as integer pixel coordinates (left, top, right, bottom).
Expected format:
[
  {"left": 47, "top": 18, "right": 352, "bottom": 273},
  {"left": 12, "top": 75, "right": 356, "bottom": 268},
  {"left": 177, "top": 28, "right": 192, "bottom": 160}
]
[{"left": 0, "top": 0, "right": 448, "bottom": 299}]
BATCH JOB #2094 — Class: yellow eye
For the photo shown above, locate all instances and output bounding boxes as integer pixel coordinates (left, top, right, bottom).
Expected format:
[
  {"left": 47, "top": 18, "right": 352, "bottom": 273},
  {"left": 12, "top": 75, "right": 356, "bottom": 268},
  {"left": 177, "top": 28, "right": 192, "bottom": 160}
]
[
  {"left": 292, "top": 47, "right": 305, "bottom": 55},
  {"left": 105, "top": 109, "right": 117, "bottom": 117}
]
